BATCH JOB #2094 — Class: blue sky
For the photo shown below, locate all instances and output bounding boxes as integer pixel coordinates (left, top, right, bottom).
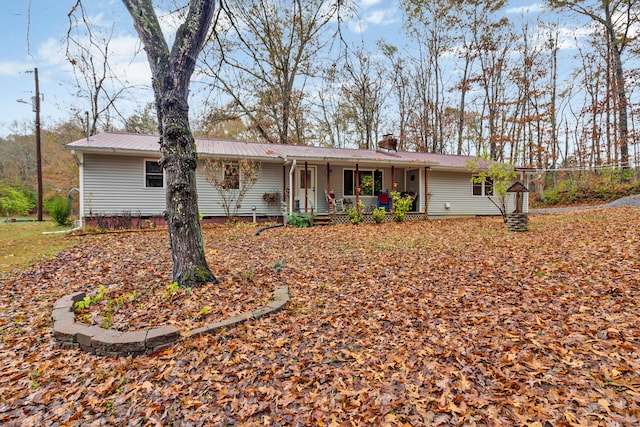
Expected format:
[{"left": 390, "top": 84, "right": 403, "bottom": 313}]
[{"left": 0, "top": 1, "right": 546, "bottom": 137}]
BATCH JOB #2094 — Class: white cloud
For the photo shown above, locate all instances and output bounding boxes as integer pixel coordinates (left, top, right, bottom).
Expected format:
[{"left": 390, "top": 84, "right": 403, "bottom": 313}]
[
  {"left": 360, "top": 0, "right": 384, "bottom": 7},
  {"left": 505, "top": 2, "right": 547, "bottom": 15},
  {"left": 349, "top": 7, "right": 400, "bottom": 34},
  {"left": 0, "top": 61, "right": 33, "bottom": 77}
]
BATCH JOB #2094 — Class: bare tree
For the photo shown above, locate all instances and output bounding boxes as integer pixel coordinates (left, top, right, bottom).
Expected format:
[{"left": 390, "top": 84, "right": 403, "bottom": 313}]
[
  {"left": 66, "top": 0, "right": 137, "bottom": 135},
  {"left": 468, "top": 4, "right": 513, "bottom": 161},
  {"left": 340, "top": 46, "right": 388, "bottom": 149},
  {"left": 313, "top": 63, "right": 351, "bottom": 148},
  {"left": 548, "top": 0, "right": 639, "bottom": 168},
  {"left": 378, "top": 42, "right": 411, "bottom": 151},
  {"left": 201, "top": 158, "right": 261, "bottom": 220},
  {"left": 204, "top": 0, "right": 346, "bottom": 145},
  {"left": 403, "top": 0, "right": 460, "bottom": 153}
]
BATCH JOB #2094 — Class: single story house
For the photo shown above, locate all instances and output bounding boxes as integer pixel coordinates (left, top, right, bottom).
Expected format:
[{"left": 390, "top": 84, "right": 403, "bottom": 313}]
[{"left": 66, "top": 132, "right": 528, "bottom": 226}]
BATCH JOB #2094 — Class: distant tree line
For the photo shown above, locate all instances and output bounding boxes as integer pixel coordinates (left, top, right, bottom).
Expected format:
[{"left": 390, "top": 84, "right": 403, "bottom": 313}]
[{"left": 14, "top": 1, "right": 640, "bottom": 170}]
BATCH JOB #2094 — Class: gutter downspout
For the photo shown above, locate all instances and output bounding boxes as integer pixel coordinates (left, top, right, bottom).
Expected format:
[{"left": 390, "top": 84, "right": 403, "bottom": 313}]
[
  {"left": 71, "top": 150, "right": 84, "bottom": 227},
  {"left": 288, "top": 159, "right": 297, "bottom": 225}
]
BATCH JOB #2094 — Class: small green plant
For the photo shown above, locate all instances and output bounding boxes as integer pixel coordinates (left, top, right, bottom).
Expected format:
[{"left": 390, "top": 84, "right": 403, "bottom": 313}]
[
  {"left": 74, "top": 295, "right": 92, "bottom": 311},
  {"left": 273, "top": 258, "right": 287, "bottom": 274},
  {"left": 287, "top": 212, "right": 313, "bottom": 227},
  {"left": 241, "top": 263, "right": 255, "bottom": 285},
  {"left": 346, "top": 200, "right": 365, "bottom": 224},
  {"left": 102, "top": 299, "right": 114, "bottom": 328},
  {"left": 46, "top": 195, "right": 72, "bottom": 226},
  {"left": 164, "top": 281, "right": 180, "bottom": 298},
  {"left": 390, "top": 191, "right": 413, "bottom": 222},
  {"left": 75, "top": 285, "right": 107, "bottom": 310},
  {"left": 371, "top": 206, "right": 387, "bottom": 223}
]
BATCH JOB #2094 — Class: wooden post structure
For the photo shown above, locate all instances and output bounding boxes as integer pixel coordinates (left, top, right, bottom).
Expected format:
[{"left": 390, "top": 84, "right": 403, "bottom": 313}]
[
  {"left": 355, "top": 163, "right": 360, "bottom": 210},
  {"left": 326, "top": 162, "right": 331, "bottom": 214},
  {"left": 424, "top": 166, "right": 430, "bottom": 215},
  {"left": 391, "top": 165, "right": 396, "bottom": 211},
  {"left": 34, "top": 68, "right": 43, "bottom": 221},
  {"left": 304, "top": 162, "right": 308, "bottom": 213}
]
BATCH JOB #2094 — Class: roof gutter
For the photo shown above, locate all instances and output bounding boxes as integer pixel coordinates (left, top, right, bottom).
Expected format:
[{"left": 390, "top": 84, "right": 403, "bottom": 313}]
[{"left": 283, "top": 155, "right": 437, "bottom": 168}]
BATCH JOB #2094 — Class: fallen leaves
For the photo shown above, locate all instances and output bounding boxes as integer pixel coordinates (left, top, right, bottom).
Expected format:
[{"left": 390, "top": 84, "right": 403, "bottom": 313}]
[{"left": 0, "top": 208, "right": 639, "bottom": 425}]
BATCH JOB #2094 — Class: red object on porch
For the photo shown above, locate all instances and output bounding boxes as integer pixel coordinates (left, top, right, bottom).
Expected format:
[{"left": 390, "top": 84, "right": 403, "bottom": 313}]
[{"left": 377, "top": 192, "right": 391, "bottom": 211}]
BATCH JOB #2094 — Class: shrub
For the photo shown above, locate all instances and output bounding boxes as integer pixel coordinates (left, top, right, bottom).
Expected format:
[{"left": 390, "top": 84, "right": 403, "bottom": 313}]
[
  {"left": 371, "top": 207, "right": 387, "bottom": 223},
  {"left": 390, "top": 191, "right": 413, "bottom": 222},
  {"left": 287, "top": 212, "right": 313, "bottom": 227},
  {"left": 46, "top": 195, "right": 71, "bottom": 226},
  {"left": 346, "top": 200, "right": 365, "bottom": 225},
  {"left": 0, "top": 183, "right": 34, "bottom": 216}
]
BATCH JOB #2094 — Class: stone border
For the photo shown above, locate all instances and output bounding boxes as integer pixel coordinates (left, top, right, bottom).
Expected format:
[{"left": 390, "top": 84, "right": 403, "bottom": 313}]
[{"left": 52, "top": 286, "right": 289, "bottom": 358}]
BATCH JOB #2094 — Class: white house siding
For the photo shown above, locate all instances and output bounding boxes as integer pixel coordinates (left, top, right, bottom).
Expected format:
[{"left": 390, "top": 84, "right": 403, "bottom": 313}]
[
  {"left": 82, "top": 153, "right": 165, "bottom": 217},
  {"left": 196, "top": 161, "right": 284, "bottom": 218},
  {"left": 427, "top": 171, "right": 529, "bottom": 217},
  {"left": 427, "top": 170, "right": 499, "bottom": 217}
]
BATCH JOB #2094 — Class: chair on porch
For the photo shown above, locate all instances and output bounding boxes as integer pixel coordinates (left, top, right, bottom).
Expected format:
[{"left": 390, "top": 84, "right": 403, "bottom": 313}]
[
  {"left": 377, "top": 191, "right": 391, "bottom": 211},
  {"left": 325, "top": 189, "right": 344, "bottom": 214}
]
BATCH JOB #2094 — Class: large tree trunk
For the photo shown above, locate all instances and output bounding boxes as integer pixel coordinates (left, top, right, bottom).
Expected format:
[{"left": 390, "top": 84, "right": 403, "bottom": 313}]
[
  {"left": 160, "top": 99, "right": 214, "bottom": 287},
  {"left": 122, "top": 0, "right": 216, "bottom": 287}
]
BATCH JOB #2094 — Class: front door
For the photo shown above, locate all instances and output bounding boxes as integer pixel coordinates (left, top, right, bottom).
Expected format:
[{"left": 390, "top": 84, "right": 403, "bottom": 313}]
[
  {"left": 296, "top": 166, "right": 316, "bottom": 213},
  {"left": 406, "top": 169, "right": 420, "bottom": 211}
]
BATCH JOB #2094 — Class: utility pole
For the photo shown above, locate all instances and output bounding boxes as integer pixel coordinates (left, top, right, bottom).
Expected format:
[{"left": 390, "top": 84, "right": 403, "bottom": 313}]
[{"left": 34, "top": 67, "right": 43, "bottom": 222}]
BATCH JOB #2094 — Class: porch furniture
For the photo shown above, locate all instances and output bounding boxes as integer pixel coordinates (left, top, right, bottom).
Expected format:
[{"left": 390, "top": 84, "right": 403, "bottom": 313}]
[
  {"left": 377, "top": 191, "right": 391, "bottom": 211},
  {"left": 325, "top": 189, "right": 344, "bottom": 214}
]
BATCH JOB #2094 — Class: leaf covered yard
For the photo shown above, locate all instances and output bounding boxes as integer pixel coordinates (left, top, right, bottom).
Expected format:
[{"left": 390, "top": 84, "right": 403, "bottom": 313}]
[{"left": 1, "top": 208, "right": 639, "bottom": 425}]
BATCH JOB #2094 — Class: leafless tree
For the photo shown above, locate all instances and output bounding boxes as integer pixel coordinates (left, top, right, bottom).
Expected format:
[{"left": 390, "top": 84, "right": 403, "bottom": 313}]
[
  {"left": 203, "top": 0, "right": 347, "bottom": 145},
  {"left": 548, "top": 0, "right": 640, "bottom": 168},
  {"left": 66, "top": 0, "right": 139, "bottom": 136}
]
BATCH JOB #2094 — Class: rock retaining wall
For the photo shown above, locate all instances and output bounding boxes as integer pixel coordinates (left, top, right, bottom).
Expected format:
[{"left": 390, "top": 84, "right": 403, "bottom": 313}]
[{"left": 53, "top": 286, "right": 290, "bottom": 358}]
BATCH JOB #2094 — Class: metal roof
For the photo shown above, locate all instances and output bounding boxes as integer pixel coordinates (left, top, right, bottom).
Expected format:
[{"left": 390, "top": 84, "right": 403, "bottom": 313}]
[{"left": 66, "top": 132, "right": 477, "bottom": 170}]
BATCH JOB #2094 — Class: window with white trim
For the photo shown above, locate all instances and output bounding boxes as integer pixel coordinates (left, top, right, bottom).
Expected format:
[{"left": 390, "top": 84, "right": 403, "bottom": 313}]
[
  {"left": 343, "top": 169, "right": 383, "bottom": 196},
  {"left": 472, "top": 176, "right": 493, "bottom": 196},
  {"left": 144, "top": 160, "right": 164, "bottom": 188}
]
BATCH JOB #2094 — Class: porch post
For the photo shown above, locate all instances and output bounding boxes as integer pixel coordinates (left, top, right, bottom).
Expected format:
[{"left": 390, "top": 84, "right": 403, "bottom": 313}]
[
  {"left": 424, "top": 166, "right": 430, "bottom": 215},
  {"left": 326, "top": 162, "right": 331, "bottom": 214},
  {"left": 283, "top": 165, "right": 286, "bottom": 215},
  {"left": 355, "top": 163, "right": 360, "bottom": 210},
  {"left": 391, "top": 165, "right": 396, "bottom": 211},
  {"left": 304, "top": 162, "right": 309, "bottom": 213}
]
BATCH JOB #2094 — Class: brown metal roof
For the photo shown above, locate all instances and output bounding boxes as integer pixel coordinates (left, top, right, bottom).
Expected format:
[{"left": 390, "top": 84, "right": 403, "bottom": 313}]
[{"left": 67, "top": 132, "right": 479, "bottom": 170}]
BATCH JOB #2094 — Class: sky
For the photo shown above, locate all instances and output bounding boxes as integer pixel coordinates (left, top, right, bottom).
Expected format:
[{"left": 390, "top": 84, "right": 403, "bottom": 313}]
[{"left": 0, "top": 0, "right": 547, "bottom": 137}]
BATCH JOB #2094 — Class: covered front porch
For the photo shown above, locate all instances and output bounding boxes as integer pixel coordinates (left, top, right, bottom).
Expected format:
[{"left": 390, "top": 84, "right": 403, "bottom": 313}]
[{"left": 287, "top": 158, "right": 433, "bottom": 220}]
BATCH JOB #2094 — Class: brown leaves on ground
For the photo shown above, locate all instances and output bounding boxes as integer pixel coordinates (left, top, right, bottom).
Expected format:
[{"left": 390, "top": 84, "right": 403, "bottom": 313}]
[{"left": 1, "top": 208, "right": 639, "bottom": 426}]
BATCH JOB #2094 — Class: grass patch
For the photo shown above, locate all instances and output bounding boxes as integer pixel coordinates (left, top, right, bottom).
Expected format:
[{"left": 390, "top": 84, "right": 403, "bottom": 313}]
[{"left": 0, "top": 219, "right": 77, "bottom": 279}]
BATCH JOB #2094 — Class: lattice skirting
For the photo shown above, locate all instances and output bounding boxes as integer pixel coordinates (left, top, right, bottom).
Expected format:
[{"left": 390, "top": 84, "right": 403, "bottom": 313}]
[{"left": 330, "top": 213, "right": 427, "bottom": 224}]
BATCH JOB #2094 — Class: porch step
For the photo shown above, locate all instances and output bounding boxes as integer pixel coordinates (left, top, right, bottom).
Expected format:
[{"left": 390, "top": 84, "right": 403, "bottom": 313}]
[{"left": 312, "top": 214, "right": 333, "bottom": 226}]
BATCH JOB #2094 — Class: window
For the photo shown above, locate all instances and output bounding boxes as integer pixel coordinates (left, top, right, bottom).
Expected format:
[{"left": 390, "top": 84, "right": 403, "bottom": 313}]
[
  {"left": 223, "top": 162, "right": 240, "bottom": 189},
  {"left": 472, "top": 176, "right": 493, "bottom": 196},
  {"left": 300, "top": 170, "right": 312, "bottom": 189},
  {"left": 145, "top": 160, "right": 164, "bottom": 188},
  {"left": 343, "top": 169, "right": 383, "bottom": 196}
]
